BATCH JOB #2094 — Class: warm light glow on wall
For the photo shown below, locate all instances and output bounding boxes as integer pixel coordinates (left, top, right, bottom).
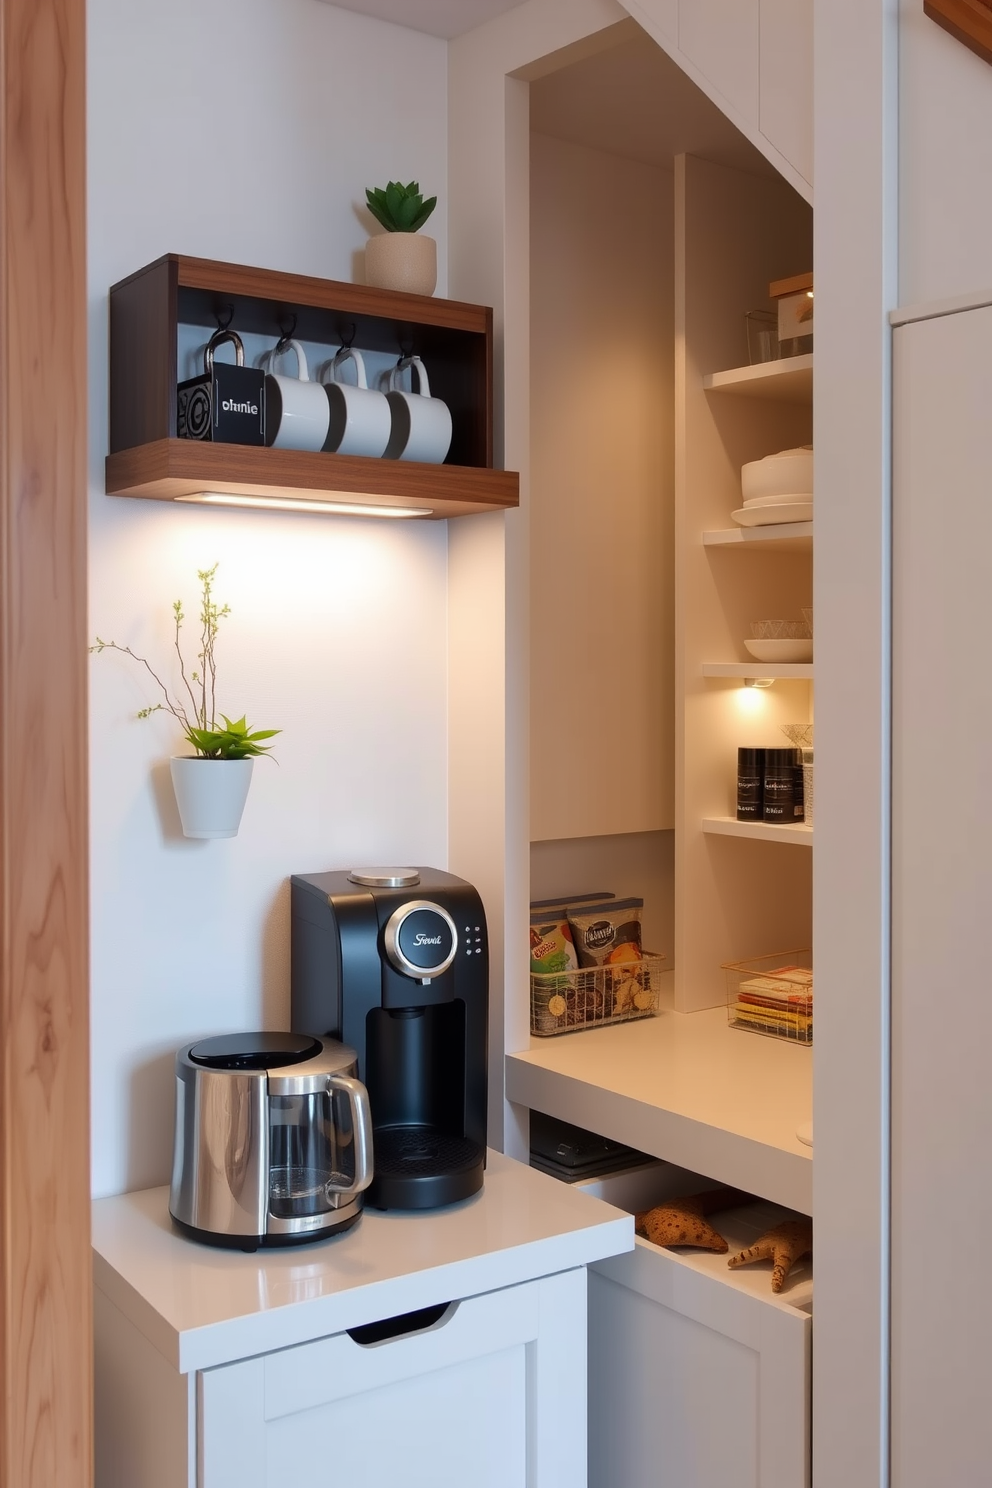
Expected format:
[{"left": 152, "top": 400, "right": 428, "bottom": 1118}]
[
  {"left": 175, "top": 492, "right": 432, "bottom": 519},
  {"left": 735, "top": 682, "right": 769, "bottom": 715}
]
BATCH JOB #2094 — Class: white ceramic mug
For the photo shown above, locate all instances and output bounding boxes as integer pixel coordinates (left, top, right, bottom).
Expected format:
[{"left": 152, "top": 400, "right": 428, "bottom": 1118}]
[
  {"left": 384, "top": 356, "right": 453, "bottom": 464},
  {"left": 262, "top": 339, "right": 331, "bottom": 453},
  {"left": 322, "top": 347, "right": 392, "bottom": 458}
]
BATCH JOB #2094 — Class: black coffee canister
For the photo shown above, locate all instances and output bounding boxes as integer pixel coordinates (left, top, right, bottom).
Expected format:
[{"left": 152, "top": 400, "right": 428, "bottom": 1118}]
[
  {"left": 763, "top": 747, "right": 803, "bottom": 823},
  {"left": 737, "top": 747, "right": 764, "bottom": 821}
]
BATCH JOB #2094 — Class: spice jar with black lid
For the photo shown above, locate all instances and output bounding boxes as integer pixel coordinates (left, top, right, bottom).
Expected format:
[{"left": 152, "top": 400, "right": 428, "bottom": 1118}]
[
  {"left": 763, "top": 747, "right": 804, "bottom": 823},
  {"left": 737, "top": 747, "right": 765, "bottom": 821}
]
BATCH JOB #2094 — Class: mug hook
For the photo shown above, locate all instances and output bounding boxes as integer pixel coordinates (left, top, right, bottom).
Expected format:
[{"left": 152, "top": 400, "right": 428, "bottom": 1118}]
[
  {"left": 214, "top": 303, "right": 235, "bottom": 333},
  {"left": 275, "top": 312, "right": 298, "bottom": 353},
  {"left": 338, "top": 321, "right": 357, "bottom": 351}
]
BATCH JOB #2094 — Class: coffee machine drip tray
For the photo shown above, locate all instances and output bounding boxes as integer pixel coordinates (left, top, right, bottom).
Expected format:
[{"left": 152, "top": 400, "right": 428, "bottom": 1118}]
[{"left": 371, "top": 1126, "right": 485, "bottom": 1210}]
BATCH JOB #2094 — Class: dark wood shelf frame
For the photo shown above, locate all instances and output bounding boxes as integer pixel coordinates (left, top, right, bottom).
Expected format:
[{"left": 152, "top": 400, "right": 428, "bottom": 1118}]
[{"left": 107, "top": 254, "right": 518, "bottom": 517}]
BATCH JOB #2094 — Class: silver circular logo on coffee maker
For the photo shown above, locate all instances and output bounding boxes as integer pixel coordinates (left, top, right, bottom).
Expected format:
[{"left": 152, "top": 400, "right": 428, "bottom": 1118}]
[{"left": 383, "top": 901, "right": 458, "bottom": 981}]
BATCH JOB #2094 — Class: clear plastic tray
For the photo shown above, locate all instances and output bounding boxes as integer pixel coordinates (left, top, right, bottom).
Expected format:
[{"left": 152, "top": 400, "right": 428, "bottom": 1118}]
[{"left": 723, "top": 950, "right": 813, "bottom": 1045}]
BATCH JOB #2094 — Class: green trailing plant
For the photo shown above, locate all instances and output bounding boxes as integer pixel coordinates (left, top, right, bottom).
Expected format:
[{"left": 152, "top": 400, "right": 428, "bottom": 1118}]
[
  {"left": 90, "top": 564, "right": 280, "bottom": 761},
  {"left": 365, "top": 179, "right": 437, "bottom": 234}
]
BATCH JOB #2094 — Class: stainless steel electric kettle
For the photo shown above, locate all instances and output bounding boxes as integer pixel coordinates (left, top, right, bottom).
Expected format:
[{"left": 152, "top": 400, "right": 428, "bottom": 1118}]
[{"left": 169, "top": 1032, "right": 373, "bottom": 1250}]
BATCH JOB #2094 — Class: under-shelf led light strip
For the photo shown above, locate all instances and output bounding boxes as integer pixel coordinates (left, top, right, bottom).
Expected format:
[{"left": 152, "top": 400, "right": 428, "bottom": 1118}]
[{"left": 175, "top": 492, "right": 432, "bottom": 519}]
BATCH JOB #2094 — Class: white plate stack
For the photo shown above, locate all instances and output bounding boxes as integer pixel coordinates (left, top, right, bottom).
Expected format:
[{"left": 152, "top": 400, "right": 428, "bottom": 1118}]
[{"left": 732, "top": 446, "right": 813, "bottom": 527}]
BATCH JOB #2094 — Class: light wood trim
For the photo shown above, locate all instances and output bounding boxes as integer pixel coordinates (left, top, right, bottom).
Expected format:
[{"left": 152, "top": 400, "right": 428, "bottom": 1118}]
[
  {"left": 925, "top": 0, "right": 992, "bottom": 65},
  {"left": 769, "top": 271, "right": 814, "bottom": 298},
  {"left": 0, "top": 0, "right": 91, "bottom": 1482},
  {"left": 105, "top": 439, "right": 519, "bottom": 518}
]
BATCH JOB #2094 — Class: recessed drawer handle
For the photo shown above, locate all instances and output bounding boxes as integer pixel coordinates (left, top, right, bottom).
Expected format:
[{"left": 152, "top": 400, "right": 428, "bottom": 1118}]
[{"left": 347, "top": 1300, "right": 454, "bottom": 1347}]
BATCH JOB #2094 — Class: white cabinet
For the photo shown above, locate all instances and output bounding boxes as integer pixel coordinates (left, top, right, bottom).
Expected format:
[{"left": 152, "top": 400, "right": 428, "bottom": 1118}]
[
  {"left": 92, "top": 1156, "right": 631, "bottom": 1488},
  {"left": 891, "top": 301, "right": 992, "bottom": 1487},
  {"left": 199, "top": 1272, "right": 584, "bottom": 1488},
  {"left": 579, "top": 1170, "right": 811, "bottom": 1488}
]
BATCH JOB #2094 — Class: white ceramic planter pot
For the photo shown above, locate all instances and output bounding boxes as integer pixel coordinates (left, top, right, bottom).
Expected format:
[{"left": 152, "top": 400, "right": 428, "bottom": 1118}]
[
  {"left": 170, "top": 757, "right": 254, "bottom": 839},
  {"left": 365, "top": 233, "right": 437, "bottom": 296}
]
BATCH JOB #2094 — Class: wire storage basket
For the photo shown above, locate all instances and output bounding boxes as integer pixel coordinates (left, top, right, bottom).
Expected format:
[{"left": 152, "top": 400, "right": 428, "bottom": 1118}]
[{"left": 530, "top": 953, "right": 666, "bottom": 1037}]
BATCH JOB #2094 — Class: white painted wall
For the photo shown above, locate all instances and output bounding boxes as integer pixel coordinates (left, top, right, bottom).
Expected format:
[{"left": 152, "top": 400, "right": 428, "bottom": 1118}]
[
  {"left": 87, "top": 0, "right": 450, "bottom": 1197},
  {"left": 899, "top": 0, "right": 992, "bottom": 306}
]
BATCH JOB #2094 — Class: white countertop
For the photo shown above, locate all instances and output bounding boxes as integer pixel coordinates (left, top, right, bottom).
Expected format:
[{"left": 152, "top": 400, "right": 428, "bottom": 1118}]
[
  {"left": 92, "top": 1149, "right": 632, "bottom": 1374},
  {"left": 506, "top": 1008, "right": 813, "bottom": 1214}
]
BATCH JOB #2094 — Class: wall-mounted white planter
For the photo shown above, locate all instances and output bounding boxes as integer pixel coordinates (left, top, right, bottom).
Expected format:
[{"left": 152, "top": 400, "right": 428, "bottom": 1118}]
[
  {"left": 170, "top": 757, "right": 253, "bottom": 839},
  {"left": 364, "top": 233, "right": 437, "bottom": 297}
]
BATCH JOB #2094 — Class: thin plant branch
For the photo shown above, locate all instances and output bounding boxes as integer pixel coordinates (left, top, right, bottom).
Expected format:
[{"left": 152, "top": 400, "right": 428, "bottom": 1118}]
[
  {"left": 90, "top": 564, "right": 279, "bottom": 760},
  {"left": 173, "top": 599, "right": 200, "bottom": 724},
  {"left": 89, "top": 640, "right": 193, "bottom": 735}
]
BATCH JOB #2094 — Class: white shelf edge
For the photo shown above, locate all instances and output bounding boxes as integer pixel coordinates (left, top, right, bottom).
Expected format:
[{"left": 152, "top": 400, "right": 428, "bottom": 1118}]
[
  {"left": 505, "top": 1011, "right": 814, "bottom": 1214},
  {"left": 702, "top": 815, "right": 812, "bottom": 847},
  {"left": 702, "top": 522, "right": 813, "bottom": 549},
  {"left": 701, "top": 662, "right": 814, "bottom": 680},
  {"left": 702, "top": 354, "right": 813, "bottom": 401}
]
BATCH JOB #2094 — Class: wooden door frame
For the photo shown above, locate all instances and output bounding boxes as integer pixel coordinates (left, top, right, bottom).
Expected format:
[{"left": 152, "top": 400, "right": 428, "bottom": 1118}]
[{"left": 0, "top": 0, "right": 92, "bottom": 1484}]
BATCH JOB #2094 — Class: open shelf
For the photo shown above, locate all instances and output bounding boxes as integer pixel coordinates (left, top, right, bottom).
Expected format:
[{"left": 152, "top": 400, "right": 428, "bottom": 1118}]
[
  {"left": 702, "top": 354, "right": 813, "bottom": 403},
  {"left": 105, "top": 439, "right": 518, "bottom": 519},
  {"left": 703, "top": 815, "right": 812, "bottom": 846},
  {"left": 703, "top": 521, "right": 812, "bottom": 551},
  {"left": 702, "top": 662, "right": 814, "bottom": 680},
  {"left": 107, "top": 254, "right": 520, "bottom": 519},
  {"left": 506, "top": 1007, "right": 812, "bottom": 1214}
]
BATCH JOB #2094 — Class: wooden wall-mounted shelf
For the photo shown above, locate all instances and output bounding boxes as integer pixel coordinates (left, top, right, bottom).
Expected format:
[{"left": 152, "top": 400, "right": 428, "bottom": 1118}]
[
  {"left": 105, "top": 440, "right": 518, "bottom": 520},
  {"left": 925, "top": 0, "right": 992, "bottom": 67},
  {"left": 107, "top": 254, "right": 519, "bottom": 518}
]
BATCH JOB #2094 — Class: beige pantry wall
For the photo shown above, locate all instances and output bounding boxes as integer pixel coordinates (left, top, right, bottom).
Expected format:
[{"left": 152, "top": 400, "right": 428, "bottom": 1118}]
[{"left": 529, "top": 130, "right": 675, "bottom": 844}]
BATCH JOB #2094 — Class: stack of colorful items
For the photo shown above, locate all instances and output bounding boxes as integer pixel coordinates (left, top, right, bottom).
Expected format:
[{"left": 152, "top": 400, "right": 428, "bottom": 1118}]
[{"left": 723, "top": 956, "right": 813, "bottom": 1044}]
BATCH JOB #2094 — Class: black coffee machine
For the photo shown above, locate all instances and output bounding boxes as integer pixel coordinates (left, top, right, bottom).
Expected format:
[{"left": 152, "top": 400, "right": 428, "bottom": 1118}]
[{"left": 291, "top": 867, "right": 488, "bottom": 1210}]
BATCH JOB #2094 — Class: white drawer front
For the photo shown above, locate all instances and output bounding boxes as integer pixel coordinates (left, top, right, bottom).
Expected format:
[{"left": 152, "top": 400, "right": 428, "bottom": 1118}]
[
  {"left": 199, "top": 1268, "right": 586, "bottom": 1488},
  {"left": 590, "top": 1232, "right": 810, "bottom": 1488}
]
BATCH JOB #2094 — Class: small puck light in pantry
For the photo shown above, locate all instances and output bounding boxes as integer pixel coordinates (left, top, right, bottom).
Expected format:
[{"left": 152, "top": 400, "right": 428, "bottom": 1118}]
[{"left": 175, "top": 492, "right": 432, "bottom": 518}]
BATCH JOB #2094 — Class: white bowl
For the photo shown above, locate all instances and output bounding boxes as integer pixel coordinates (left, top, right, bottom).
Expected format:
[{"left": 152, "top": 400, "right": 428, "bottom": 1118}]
[
  {"left": 732, "top": 500, "right": 813, "bottom": 528},
  {"left": 743, "top": 638, "right": 814, "bottom": 663},
  {"left": 741, "top": 447, "right": 813, "bottom": 503},
  {"left": 743, "top": 490, "right": 815, "bottom": 509}
]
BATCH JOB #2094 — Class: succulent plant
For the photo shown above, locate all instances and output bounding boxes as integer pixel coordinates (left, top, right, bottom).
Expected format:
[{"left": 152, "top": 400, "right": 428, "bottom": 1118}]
[
  {"left": 185, "top": 716, "right": 279, "bottom": 760},
  {"left": 365, "top": 180, "right": 437, "bottom": 234}
]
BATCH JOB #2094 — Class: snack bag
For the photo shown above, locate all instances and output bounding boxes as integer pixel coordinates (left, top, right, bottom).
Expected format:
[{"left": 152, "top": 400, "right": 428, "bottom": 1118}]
[
  {"left": 529, "top": 909, "right": 578, "bottom": 976},
  {"left": 529, "top": 892, "right": 614, "bottom": 977},
  {"left": 567, "top": 899, "right": 644, "bottom": 969}
]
